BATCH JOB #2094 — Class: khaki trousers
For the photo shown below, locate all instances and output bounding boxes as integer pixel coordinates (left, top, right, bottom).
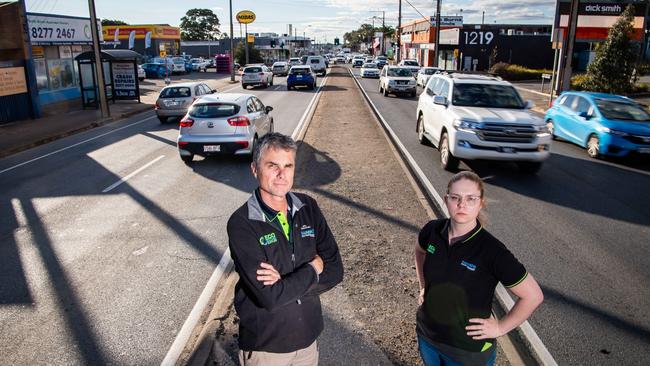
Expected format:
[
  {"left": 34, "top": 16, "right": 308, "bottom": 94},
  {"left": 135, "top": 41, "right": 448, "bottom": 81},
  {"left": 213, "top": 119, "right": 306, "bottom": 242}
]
[{"left": 238, "top": 340, "right": 318, "bottom": 366}]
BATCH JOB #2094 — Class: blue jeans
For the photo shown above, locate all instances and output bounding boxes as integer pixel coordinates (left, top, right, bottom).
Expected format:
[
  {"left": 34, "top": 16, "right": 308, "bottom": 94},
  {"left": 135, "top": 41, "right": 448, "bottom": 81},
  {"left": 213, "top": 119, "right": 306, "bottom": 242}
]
[{"left": 418, "top": 335, "right": 497, "bottom": 366}]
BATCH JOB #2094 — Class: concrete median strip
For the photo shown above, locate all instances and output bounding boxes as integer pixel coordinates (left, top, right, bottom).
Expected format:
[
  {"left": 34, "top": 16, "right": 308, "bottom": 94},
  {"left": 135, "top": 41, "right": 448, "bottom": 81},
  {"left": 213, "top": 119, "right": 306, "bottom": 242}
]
[{"left": 349, "top": 67, "right": 558, "bottom": 366}]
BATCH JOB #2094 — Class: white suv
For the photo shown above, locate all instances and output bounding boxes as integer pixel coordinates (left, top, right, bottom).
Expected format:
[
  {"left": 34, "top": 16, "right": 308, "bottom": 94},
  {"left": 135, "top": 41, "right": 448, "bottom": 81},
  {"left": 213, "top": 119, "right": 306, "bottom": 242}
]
[
  {"left": 306, "top": 56, "right": 327, "bottom": 76},
  {"left": 416, "top": 73, "right": 551, "bottom": 173}
]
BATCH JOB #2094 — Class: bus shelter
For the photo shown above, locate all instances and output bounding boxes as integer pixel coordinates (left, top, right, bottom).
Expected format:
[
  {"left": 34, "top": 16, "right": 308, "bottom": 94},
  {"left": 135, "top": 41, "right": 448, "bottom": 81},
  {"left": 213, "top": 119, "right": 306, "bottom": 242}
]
[{"left": 75, "top": 49, "right": 142, "bottom": 108}]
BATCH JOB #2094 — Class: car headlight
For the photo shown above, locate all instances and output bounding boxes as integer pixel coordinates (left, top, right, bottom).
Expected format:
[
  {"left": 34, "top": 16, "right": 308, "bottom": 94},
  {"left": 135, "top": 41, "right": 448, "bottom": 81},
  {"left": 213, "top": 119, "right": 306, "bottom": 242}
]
[
  {"left": 534, "top": 125, "right": 550, "bottom": 136},
  {"left": 453, "top": 120, "right": 481, "bottom": 132},
  {"left": 388, "top": 80, "right": 395, "bottom": 85},
  {"left": 409, "top": 80, "right": 416, "bottom": 85},
  {"left": 597, "top": 127, "right": 628, "bottom": 136}
]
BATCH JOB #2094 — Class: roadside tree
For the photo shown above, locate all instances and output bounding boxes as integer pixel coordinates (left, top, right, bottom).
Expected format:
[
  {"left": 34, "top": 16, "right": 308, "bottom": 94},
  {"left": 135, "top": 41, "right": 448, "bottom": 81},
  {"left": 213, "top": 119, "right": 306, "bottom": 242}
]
[
  {"left": 235, "top": 42, "right": 264, "bottom": 65},
  {"left": 584, "top": 4, "right": 639, "bottom": 93},
  {"left": 180, "top": 8, "right": 221, "bottom": 41},
  {"left": 101, "top": 19, "right": 128, "bottom": 26}
]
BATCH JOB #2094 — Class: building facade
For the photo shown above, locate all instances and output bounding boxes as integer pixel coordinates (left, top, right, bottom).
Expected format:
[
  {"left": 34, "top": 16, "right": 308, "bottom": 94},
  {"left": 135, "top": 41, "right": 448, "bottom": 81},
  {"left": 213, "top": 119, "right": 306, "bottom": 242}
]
[{"left": 102, "top": 25, "right": 180, "bottom": 59}]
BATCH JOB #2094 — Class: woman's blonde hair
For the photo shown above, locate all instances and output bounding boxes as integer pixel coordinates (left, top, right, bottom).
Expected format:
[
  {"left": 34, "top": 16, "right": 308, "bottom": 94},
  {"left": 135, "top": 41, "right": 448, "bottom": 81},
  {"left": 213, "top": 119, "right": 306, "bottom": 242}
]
[{"left": 446, "top": 171, "right": 488, "bottom": 225}]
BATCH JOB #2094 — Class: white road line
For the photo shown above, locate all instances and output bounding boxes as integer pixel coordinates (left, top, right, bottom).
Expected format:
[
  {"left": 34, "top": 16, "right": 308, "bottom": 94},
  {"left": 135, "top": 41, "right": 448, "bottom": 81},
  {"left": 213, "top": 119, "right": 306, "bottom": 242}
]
[
  {"left": 102, "top": 155, "right": 165, "bottom": 193},
  {"left": 160, "top": 248, "right": 232, "bottom": 366},
  {"left": 350, "top": 68, "right": 558, "bottom": 366},
  {"left": 161, "top": 75, "right": 326, "bottom": 366},
  {"left": 0, "top": 115, "right": 157, "bottom": 175}
]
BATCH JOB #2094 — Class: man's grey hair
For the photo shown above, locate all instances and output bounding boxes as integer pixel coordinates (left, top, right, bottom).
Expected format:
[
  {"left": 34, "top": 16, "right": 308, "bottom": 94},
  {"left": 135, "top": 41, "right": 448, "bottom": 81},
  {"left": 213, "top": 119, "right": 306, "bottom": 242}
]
[{"left": 252, "top": 133, "right": 297, "bottom": 166}]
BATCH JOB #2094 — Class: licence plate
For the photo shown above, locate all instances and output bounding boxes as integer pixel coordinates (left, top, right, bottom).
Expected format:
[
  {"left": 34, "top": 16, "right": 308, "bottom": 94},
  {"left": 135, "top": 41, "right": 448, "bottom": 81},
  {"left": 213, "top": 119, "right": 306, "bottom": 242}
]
[
  {"left": 297, "top": 75, "right": 302, "bottom": 79},
  {"left": 499, "top": 147, "right": 516, "bottom": 153},
  {"left": 638, "top": 147, "right": 650, "bottom": 154},
  {"left": 203, "top": 145, "right": 220, "bottom": 152}
]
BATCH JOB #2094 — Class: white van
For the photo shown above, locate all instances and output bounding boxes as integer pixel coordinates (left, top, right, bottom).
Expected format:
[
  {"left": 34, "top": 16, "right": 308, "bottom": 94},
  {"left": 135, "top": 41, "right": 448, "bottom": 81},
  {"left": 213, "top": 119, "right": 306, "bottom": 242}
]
[{"left": 306, "top": 56, "right": 327, "bottom": 76}]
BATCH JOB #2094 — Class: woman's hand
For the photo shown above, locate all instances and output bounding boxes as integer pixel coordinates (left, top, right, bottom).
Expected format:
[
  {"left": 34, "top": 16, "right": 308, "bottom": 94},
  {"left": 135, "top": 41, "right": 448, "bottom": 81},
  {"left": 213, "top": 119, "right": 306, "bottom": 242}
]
[
  {"left": 418, "top": 288, "right": 425, "bottom": 305},
  {"left": 466, "top": 315, "right": 502, "bottom": 339}
]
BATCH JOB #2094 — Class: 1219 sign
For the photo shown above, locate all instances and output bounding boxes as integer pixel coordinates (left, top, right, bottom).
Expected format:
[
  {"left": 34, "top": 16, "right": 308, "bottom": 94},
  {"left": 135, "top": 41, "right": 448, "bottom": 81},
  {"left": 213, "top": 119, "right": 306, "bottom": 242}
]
[{"left": 464, "top": 31, "right": 494, "bottom": 45}]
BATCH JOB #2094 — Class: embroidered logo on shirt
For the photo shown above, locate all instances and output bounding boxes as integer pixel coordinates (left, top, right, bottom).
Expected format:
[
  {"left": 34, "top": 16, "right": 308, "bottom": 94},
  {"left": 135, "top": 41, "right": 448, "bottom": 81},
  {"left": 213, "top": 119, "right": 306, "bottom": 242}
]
[
  {"left": 460, "top": 260, "right": 477, "bottom": 271},
  {"left": 300, "top": 227, "right": 315, "bottom": 238},
  {"left": 426, "top": 244, "right": 436, "bottom": 254},
  {"left": 259, "top": 233, "right": 278, "bottom": 246}
]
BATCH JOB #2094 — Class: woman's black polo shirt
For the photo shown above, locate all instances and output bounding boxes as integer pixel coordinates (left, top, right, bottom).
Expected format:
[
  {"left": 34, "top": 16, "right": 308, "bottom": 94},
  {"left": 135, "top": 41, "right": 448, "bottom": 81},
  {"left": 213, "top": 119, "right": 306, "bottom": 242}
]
[{"left": 416, "top": 218, "right": 528, "bottom": 356}]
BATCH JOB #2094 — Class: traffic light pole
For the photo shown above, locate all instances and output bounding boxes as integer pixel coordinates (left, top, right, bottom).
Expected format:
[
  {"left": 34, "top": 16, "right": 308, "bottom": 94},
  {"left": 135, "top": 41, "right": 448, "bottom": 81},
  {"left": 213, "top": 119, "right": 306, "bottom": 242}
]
[{"left": 229, "top": 0, "right": 235, "bottom": 81}]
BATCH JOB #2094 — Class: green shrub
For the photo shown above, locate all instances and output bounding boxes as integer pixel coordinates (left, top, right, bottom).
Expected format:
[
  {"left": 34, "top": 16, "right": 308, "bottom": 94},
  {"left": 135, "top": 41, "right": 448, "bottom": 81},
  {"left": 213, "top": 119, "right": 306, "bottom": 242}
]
[
  {"left": 489, "top": 63, "right": 553, "bottom": 81},
  {"left": 570, "top": 74, "right": 591, "bottom": 90}
]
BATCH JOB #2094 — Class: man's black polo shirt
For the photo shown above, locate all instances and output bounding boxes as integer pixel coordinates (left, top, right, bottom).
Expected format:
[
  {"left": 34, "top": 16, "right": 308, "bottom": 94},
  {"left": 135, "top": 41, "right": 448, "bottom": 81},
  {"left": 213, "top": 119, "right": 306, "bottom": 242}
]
[{"left": 416, "top": 219, "right": 527, "bottom": 359}]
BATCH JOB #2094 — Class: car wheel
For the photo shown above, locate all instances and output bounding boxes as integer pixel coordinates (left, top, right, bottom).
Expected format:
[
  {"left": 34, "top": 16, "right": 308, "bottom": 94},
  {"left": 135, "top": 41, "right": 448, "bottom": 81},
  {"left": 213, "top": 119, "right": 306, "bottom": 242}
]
[
  {"left": 440, "top": 132, "right": 459, "bottom": 171},
  {"left": 546, "top": 119, "right": 557, "bottom": 140},
  {"left": 587, "top": 134, "right": 600, "bottom": 158},
  {"left": 383, "top": 86, "right": 389, "bottom": 97},
  {"left": 158, "top": 117, "right": 167, "bottom": 124},
  {"left": 287, "top": 85, "right": 292, "bottom": 90},
  {"left": 270, "top": 78, "right": 274, "bottom": 86},
  {"left": 379, "top": 85, "right": 383, "bottom": 93},
  {"left": 181, "top": 154, "right": 194, "bottom": 164},
  {"left": 139, "top": 77, "right": 145, "bottom": 81},
  {"left": 517, "top": 162, "right": 543, "bottom": 174},
  {"left": 411, "top": 91, "right": 417, "bottom": 98},
  {"left": 417, "top": 114, "right": 428, "bottom": 145}
]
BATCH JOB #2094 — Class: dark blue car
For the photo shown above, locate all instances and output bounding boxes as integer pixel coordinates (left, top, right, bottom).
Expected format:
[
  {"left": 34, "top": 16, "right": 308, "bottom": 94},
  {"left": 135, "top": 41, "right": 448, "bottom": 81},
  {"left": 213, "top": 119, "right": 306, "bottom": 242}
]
[
  {"left": 141, "top": 63, "right": 172, "bottom": 79},
  {"left": 287, "top": 65, "right": 317, "bottom": 90},
  {"left": 545, "top": 91, "right": 650, "bottom": 158}
]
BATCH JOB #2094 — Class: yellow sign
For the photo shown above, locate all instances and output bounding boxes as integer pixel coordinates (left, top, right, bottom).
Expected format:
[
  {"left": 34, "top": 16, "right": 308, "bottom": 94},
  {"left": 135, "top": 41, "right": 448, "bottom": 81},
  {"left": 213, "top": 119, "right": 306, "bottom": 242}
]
[
  {"left": 160, "top": 50, "right": 167, "bottom": 57},
  {"left": 31, "top": 46, "right": 44, "bottom": 58},
  {"left": 102, "top": 25, "right": 181, "bottom": 40},
  {"left": 0, "top": 67, "right": 28, "bottom": 97},
  {"left": 247, "top": 34, "right": 255, "bottom": 43},
  {"left": 236, "top": 10, "right": 256, "bottom": 24}
]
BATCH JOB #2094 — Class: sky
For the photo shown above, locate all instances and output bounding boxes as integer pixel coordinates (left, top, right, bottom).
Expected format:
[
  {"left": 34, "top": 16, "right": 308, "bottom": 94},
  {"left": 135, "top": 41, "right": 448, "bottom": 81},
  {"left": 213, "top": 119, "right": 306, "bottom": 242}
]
[{"left": 23, "top": 0, "right": 556, "bottom": 42}]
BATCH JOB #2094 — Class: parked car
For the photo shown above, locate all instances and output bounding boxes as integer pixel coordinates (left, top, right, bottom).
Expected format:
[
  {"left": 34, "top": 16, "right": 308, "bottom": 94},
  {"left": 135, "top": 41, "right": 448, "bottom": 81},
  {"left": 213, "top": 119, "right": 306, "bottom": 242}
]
[
  {"left": 545, "top": 91, "right": 650, "bottom": 158},
  {"left": 379, "top": 66, "right": 417, "bottom": 97},
  {"left": 241, "top": 65, "right": 274, "bottom": 89},
  {"left": 360, "top": 63, "right": 380, "bottom": 78},
  {"left": 190, "top": 58, "right": 210, "bottom": 72},
  {"left": 289, "top": 57, "right": 302, "bottom": 66},
  {"left": 306, "top": 56, "right": 327, "bottom": 76},
  {"left": 287, "top": 65, "right": 317, "bottom": 90},
  {"left": 374, "top": 56, "right": 388, "bottom": 68},
  {"left": 137, "top": 64, "right": 146, "bottom": 81},
  {"left": 141, "top": 63, "right": 171, "bottom": 79},
  {"left": 271, "top": 61, "right": 289, "bottom": 76},
  {"left": 416, "top": 67, "right": 440, "bottom": 87},
  {"left": 416, "top": 73, "right": 550, "bottom": 172},
  {"left": 398, "top": 59, "right": 421, "bottom": 74},
  {"left": 155, "top": 82, "right": 216, "bottom": 123},
  {"left": 177, "top": 93, "right": 274, "bottom": 163},
  {"left": 171, "top": 57, "right": 187, "bottom": 74}
]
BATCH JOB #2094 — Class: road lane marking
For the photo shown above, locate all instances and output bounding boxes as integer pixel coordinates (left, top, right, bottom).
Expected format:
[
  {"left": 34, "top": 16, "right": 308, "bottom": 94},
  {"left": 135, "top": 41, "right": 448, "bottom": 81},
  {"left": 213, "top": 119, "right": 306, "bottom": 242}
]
[
  {"left": 160, "top": 248, "right": 232, "bottom": 366},
  {"left": 0, "top": 115, "right": 157, "bottom": 175},
  {"left": 102, "top": 155, "right": 165, "bottom": 193},
  {"left": 349, "top": 68, "right": 559, "bottom": 366},
  {"left": 162, "top": 76, "right": 326, "bottom": 366}
]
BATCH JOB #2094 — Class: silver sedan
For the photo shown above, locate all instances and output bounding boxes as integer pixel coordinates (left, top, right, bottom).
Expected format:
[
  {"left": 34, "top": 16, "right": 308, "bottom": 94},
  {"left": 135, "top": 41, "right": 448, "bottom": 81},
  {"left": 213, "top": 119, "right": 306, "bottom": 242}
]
[
  {"left": 177, "top": 93, "right": 274, "bottom": 163},
  {"left": 155, "top": 82, "right": 215, "bottom": 123}
]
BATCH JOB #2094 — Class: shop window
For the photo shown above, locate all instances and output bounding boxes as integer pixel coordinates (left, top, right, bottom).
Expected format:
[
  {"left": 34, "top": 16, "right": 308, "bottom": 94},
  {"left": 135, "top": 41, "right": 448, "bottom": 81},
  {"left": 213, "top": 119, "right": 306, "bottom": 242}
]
[
  {"left": 35, "top": 59, "right": 49, "bottom": 90},
  {"left": 47, "top": 59, "right": 75, "bottom": 90}
]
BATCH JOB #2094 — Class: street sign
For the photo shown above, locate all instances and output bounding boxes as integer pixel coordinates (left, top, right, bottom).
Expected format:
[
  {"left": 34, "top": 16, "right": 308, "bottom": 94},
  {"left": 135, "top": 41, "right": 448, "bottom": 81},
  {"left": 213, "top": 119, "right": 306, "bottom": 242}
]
[
  {"left": 247, "top": 34, "right": 255, "bottom": 43},
  {"left": 160, "top": 50, "right": 166, "bottom": 57},
  {"left": 551, "top": 28, "right": 564, "bottom": 49},
  {"left": 236, "top": 10, "right": 256, "bottom": 24}
]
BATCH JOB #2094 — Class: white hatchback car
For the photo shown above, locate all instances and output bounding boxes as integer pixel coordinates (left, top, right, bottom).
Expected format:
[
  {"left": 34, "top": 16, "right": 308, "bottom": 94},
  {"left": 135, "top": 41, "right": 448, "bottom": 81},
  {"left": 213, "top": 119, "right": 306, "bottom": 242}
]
[
  {"left": 241, "top": 65, "right": 274, "bottom": 89},
  {"left": 416, "top": 73, "right": 551, "bottom": 172},
  {"left": 177, "top": 93, "right": 274, "bottom": 163}
]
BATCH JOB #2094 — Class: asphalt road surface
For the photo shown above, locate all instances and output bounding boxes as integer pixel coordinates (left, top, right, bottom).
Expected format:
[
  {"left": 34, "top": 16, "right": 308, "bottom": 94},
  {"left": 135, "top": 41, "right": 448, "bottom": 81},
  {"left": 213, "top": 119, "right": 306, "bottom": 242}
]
[
  {"left": 0, "top": 75, "right": 326, "bottom": 365},
  {"left": 349, "top": 64, "right": 650, "bottom": 365}
]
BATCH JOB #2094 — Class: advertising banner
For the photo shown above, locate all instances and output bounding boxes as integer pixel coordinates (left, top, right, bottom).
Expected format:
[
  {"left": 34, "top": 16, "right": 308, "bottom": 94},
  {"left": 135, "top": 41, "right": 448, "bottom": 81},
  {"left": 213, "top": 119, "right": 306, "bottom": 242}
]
[
  {"left": 145, "top": 31, "right": 152, "bottom": 48},
  {"left": 111, "top": 62, "right": 137, "bottom": 99},
  {"left": 0, "top": 67, "right": 28, "bottom": 97},
  {"left": 27, "top": 13, "right": 103, "bottom": 45},
  {"left": 128, "top": 30, "right": 136, "bottom": 49}
]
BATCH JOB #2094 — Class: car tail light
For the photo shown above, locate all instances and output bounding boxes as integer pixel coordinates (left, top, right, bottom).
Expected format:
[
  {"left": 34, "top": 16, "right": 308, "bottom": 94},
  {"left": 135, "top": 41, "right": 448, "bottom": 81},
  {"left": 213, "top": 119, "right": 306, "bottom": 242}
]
[
  {"left": 227, "top": 116, "right": 250, "bottom": 126},
  {"left": 235, "top": 141, "right": 249, "bottom": 149},
  {"left": 154, "top": 100, "right": 161, "bottom": 110},
  {"left": 259, "top": 72, "right": 264, "bottom": 76},
  {"left": 180, "top": 117, "right": 194, "bottom": 127},
  {"left": 178, "top": 141, "right": 189, "bottom": 146}
]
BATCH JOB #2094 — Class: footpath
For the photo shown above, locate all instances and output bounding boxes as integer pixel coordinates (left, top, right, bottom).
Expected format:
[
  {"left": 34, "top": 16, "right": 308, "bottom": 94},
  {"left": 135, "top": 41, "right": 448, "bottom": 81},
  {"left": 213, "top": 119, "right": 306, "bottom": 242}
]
[
  {"left": 0, "top": 72, "right": 238, "bottom": 159},
  {"left": 198, "top": 67, "right": 517, "bottom": 365}
]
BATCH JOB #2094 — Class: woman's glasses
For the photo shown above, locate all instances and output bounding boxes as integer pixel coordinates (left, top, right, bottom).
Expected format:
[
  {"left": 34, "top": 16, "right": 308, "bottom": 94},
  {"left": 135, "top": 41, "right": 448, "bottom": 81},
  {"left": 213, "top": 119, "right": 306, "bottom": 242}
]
[{"left": 445, "top": 194, "right": 482, "bottom": 207}]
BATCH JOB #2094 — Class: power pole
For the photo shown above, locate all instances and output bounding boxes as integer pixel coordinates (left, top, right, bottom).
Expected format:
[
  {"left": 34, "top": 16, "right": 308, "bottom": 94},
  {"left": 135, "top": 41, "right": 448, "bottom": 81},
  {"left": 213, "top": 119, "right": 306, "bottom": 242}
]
[
  {"left": 87, "top": 0, "right": 109, "bottom": 118},
  {"left": 397, "top": 0, "right": 402, "bottom": 62},
  {"left": 434, "top": 0, "right": 441, "bottom": 67},
  {"left": 229, "top": 0, "right": 235, "bottom": 81},
  {"left": 245, "top": 24, "right": 249, "bottom": 65},
  {"left": 560, "top": 0, "right": 580, "bottom": 92}
]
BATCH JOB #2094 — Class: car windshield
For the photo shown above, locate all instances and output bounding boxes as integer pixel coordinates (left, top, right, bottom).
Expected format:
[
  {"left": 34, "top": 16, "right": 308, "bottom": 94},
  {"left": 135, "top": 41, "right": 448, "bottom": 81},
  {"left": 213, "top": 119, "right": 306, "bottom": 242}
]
[
  {"left": 423, "top": 69, "right": 437, "bottom": 75},
  {"left": 243, "top": 67, "right": 262, "bottom": 73},
  {"left": 377, "top": 56, "right": 387, "bottom": 60},
  {"left": 189, "top": 103, "right": 240, "bottom": 118},
  {"left": 159, "top": 87, "right": 191, "bottom": 98},
  {"left": 363, "top": 63, "right": 377, "bottom": 68},
  {"left": 387, "top": 68, "right": 413, "bottom": 77},
  {"left": 404, "top": 61, "right": 418, "bottom": 66},
  {"left": 310, "top": 59, "right": 320, "bottom": 64},
  {"left": 596, "top": 99, "right": 650, "bottom": 121},
  {"left": 190, "top": 59, "right": 202, "bottom": 63},
  {"left": 290, "top": 68, "right": 310, "bottom": 75},
  {"left": 172, "top": 59, "right": 184, "bottom": 64},
  {"left": 452, "top": 84, "right": 525, "bottom": 108}
]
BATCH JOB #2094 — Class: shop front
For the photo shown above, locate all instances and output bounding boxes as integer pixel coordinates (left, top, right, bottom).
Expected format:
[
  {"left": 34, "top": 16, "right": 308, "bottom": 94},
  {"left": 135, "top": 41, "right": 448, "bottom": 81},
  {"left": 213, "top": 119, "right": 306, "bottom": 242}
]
[
  {"left": 27, "top": 13, "right": 99, "bottom": 115},
  {"left": 102, "top": 25, "right": 180, "bottom": 59}
]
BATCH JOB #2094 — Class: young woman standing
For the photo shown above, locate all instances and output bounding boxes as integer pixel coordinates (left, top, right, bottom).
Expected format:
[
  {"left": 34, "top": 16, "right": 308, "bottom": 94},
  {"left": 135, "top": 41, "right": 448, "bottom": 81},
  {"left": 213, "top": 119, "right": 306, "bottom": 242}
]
[{"left": 415, "top": 171, "right": 543, "bottom": 366}]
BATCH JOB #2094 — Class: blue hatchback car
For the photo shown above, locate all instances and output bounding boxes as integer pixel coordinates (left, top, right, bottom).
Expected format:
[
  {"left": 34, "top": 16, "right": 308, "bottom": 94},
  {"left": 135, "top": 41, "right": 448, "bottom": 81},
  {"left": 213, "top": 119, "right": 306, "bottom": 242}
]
[
  {"left": 141, "top": 63, "right": 172, "bottom": 79},
  {"left": 287, "top": 65, "right": 317, "bottom": 90},
  {"left": 545, "top": 92, "right": 650, "bottom": 158}
]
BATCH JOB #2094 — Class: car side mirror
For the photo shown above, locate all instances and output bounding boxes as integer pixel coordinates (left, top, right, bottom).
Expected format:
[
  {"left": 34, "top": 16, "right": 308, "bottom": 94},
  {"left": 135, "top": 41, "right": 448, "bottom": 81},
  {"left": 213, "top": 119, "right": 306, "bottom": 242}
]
[
  {"left": 210, "top": 89, "right": 216, "bottom": 94},
  {"left": 433, "top": 95, "right": 448, "bottom": 106},
  {"left": 578, "top": 111, "right": 592, "bottom": 120},
  {"left": 265, "top": 106, "right": 273, "bottom": 114},
  {"left": 426, "top": 88, "right": 434, "bottom": 96},
  {"left": 525, "top": 100, "right": 535, "bottom": 109}
]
